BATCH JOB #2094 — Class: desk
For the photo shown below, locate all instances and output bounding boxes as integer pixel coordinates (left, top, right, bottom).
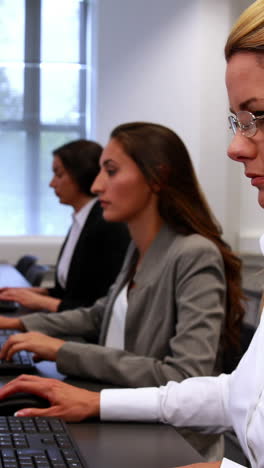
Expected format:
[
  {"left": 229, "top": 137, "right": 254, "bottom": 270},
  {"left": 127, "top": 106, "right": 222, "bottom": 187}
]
[
  {"left": 38, "top": 362, "right": 205, "bottom": 467},
  {"left": 0, "top": 264, "right": 31, "bottom": 288},
  {"left": 67, "top": 421, "right": 203, "bottom": 468},
  {"left": 0, "top": 360, "right": 204, "bottom": 468}
]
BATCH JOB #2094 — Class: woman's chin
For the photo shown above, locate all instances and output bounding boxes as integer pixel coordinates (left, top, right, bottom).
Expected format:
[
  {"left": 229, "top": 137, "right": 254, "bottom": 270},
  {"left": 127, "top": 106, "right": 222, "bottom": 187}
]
[
  {"left": 103, "top": 214, "right": 116, "bottom": 222},
  {"left": 102, "top": 211, "right": 123, "bottom": 223}
]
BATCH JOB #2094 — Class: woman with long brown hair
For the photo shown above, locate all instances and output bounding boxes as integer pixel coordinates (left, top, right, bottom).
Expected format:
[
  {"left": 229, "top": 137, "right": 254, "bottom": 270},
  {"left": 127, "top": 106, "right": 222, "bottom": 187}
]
[{"left": 0, "top": 122, "right": 244, "bottom": 460}]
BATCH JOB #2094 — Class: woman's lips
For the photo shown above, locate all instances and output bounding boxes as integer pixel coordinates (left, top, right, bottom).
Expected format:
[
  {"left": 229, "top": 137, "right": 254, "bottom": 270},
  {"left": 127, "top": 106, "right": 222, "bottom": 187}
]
[
  {"left": 100, "top": 200, "right": 110, "bottom": 208},
  {"left": 251, "top": 176, "right": 264, "bottom": 187}
]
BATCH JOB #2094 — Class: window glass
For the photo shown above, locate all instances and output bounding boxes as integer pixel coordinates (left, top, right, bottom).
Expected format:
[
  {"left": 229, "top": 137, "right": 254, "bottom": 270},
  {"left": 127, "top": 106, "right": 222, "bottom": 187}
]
[
  {"left": 41, "top": 65, "right": 80, "bottom": 124},
  {"left": 0, "top": 0, "right": 89, "bottom": 236},
  {"left": 0, "top": 66, "right": 24, "bottom": 120},
  {"left": 0, "top": 0, "right": 24, "bottom": 61},
  {"left": 0, "top": 131, "right": 27, "bottom": 234},
  {"left": 41, "top": 0, "right": 79, "bottom": 63}
]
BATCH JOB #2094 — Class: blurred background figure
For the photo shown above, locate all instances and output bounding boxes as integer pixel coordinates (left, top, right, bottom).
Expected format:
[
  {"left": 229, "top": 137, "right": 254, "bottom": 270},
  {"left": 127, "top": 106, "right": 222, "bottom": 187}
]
[{"left": 0, "top": 140, "right": 130, "bottom": 312}]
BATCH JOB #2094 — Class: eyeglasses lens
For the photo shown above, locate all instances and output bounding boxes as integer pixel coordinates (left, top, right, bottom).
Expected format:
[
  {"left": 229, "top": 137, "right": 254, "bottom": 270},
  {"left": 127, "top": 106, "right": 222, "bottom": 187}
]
[
  {"left": 238, "top": 111, "right": 256, "bottom": 137},
  {"left": 228, "top": 111, "right": 257, "bottom": 137}
]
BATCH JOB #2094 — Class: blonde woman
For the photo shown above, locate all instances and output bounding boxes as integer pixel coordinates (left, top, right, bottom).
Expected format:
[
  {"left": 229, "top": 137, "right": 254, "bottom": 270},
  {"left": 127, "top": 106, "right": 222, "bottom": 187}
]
[{"left": 0, "top": 1, "right": 263, "bottom": 467}]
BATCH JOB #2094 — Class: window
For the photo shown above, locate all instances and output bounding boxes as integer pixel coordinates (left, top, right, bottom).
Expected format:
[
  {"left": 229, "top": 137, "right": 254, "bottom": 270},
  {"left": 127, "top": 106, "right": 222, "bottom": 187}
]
[{"left": 0, "top": 0, "right": 91, "bottom": 235}]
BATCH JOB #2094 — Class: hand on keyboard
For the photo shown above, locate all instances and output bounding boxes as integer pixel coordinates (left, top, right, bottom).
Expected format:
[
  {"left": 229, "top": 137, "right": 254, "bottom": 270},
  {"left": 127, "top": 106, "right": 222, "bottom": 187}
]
[
  {"left": 0, "top": 288, "right": 47, "bottom": 310},
  {"left": 0, "top": 374, "right": 101, "bottom": 422},
  {"left": 0, "top": 330, "right": 34, "bottom": 371},
  {"left": 0, "top": 331, "right": 65, "bottom": 362}
]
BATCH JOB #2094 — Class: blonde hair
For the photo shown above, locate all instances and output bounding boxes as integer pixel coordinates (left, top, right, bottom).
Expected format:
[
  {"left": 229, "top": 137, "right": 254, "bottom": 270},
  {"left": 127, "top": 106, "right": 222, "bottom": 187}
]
[{"left": 225, "top": 0, "right": 264, "bottom": 60}]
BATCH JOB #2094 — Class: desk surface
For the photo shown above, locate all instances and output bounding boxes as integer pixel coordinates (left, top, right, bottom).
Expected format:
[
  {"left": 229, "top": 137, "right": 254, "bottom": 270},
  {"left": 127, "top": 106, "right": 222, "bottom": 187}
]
[{"left": 68, "top": 420, "right": 203, "bottom": 468}]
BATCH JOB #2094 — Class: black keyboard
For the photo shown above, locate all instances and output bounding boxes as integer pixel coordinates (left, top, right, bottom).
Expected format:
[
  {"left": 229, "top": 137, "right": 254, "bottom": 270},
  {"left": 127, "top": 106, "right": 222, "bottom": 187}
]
[
  {"left": 0, "top": 330, "right": 34, "bottom": 373},
  {"left": 0, "top": 416, "right": 86, "bottom": 468},
  {"left": 0, "top": 300, "right": 18, "bottom": 312}
]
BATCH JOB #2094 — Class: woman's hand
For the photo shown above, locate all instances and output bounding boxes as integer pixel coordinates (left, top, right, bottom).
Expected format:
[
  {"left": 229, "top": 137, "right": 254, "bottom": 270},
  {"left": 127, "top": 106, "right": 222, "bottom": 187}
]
[
  {"left": 0, "top": 374, "right": 101, "bottom": 421},
  {"left": 0, "top": 331, "right": 65, "bottom": 362},
  {"left": 0, "top": 288, "right": 59, "bottom": 311}
]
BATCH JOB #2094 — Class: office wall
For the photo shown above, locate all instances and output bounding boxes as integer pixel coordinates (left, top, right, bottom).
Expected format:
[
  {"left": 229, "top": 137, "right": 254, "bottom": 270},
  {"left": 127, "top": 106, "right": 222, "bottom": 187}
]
[{"left": 94, "top": 0, "right": 261, "bottom": 254}]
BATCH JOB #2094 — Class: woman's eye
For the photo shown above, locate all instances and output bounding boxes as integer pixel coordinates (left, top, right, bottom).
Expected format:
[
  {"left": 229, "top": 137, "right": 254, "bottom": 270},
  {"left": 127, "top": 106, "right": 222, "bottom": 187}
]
[{"left": 107, "top": 168, "right": 117, "bottom": 176}]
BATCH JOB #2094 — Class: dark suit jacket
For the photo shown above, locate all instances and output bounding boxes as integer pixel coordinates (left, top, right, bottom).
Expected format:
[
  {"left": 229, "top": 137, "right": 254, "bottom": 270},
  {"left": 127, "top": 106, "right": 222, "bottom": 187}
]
[{"left": 48, "top": 200, "right": 130, "bottom": 311}]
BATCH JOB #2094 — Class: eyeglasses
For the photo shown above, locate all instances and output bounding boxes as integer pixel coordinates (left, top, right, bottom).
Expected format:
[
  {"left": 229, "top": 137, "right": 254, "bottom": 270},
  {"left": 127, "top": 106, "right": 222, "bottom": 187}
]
[{"left": 228, "top": 110, "right": 264, "bottom": 137}]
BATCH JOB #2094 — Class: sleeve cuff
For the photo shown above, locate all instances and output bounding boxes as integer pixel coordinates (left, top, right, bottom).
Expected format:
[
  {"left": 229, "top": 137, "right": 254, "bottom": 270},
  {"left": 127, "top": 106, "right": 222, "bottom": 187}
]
[
  {"left": 100, "top": 387, "right": 160, "bottom": 421},
  {"left": 221, "top": 457, "right": 246, "bottom": 468}
]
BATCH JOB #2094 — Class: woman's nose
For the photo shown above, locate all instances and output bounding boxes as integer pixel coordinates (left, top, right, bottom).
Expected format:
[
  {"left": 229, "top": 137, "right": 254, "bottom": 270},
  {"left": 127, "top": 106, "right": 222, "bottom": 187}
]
[
  {"left": 91, "top": 171, "right": 105, "bottom": 195},
  {"left": 49, "top": 176, "right": 55, "bottom": 188},
  {"left": 227, "top": 131, "right": 257, "bottom": 163}
]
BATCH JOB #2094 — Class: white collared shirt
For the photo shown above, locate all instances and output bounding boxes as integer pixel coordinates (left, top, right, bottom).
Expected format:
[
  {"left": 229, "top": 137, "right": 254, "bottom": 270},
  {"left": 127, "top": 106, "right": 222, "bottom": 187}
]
[
  {"left": 57, "top": 198, "right": 97, "bottom": 288},
  {"left": 100, "top": 237, "right": 264, "bottom": 468}
]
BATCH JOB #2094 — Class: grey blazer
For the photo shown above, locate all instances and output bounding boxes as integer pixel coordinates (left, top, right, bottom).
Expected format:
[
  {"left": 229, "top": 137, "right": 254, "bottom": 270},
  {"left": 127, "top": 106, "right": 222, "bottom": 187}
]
[
  {"left": 22, "top": 224, "right": 227, "bottom": 459},
  {"left": 22, "top": 224, "right": 226, "bottom": 387}
]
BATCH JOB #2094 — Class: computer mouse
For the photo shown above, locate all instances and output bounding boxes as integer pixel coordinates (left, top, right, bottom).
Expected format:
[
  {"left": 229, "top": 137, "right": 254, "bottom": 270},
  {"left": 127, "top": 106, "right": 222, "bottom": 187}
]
[{"left": 0, "top": 393, "right": 50, "bottom": 415}]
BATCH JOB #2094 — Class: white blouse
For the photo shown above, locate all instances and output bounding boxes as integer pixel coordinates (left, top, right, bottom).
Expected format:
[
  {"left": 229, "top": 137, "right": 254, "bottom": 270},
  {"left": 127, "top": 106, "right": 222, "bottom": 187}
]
[
  {"left": 105, "top": 284, "right": 128, "bottom": 349},
  {"left": 57, "top": 198, "right": 97, "bottom": 288},
  {"left": 100, "top": 316, "right": 264, "bottom": 467},
  {"left": 100, "top": 238, "right": 264, "bottom": 468}
]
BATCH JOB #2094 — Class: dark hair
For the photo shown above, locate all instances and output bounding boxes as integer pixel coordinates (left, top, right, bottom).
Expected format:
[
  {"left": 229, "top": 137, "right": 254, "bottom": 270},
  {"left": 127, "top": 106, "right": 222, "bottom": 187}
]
[
  {"left": 111, "top": 121, "right": 244, "bottom": 348},
  {"left": 53, "top": 139, "right": 103, "bottom": 197}
]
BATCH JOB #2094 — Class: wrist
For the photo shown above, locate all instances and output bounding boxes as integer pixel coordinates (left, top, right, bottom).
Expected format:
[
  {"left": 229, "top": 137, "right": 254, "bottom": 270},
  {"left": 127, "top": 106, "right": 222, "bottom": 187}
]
[
  {"left": 84, "top": 391, "right": 101, "bottom": 419},
  {"left": 39, "top": 296, "right": 60, "bottom": 313},
  {"left": 47, "top": 297, "right": 61, "bottom": 313},
  {"left": 7, "top": 318, "right": 25, "bottom": 331}
]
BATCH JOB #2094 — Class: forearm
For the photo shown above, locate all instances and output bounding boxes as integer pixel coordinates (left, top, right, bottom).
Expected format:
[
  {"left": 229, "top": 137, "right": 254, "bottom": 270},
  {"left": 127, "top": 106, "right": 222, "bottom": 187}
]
[
  {"left": 31, "top": 287, "right": 49, "bottom": 295},
  {"left": 22, "top": 299, "right": 105, "bottom": 338},
  {"left": 100, "top": 374, "right": 232, "bottom": 433},
  {"left": 0, "top": 316, "right": 25, "bottom": 331},
  {"left": 56, "top": 341, "right": 224, "bottom": 387},
  {"left": 56, "top": 341, "right": 191, "bottom": 385},
  {"left": 36, "top": 295, "right": 61, "bottom": 312}
]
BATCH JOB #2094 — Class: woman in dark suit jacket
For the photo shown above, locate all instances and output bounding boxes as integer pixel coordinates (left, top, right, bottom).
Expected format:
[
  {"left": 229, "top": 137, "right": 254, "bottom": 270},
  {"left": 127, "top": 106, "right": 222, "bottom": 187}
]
[{"left": 0, "top": 140, "right": 130, "bottom": 312}]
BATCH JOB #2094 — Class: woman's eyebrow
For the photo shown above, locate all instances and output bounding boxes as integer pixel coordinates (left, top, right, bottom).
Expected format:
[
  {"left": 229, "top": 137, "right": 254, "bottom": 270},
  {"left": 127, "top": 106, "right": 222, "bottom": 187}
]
[
  {"left": 229, "top": 97, "right": 261, "bottom": 114},
  {"left": 102, "top": 159, "right": 115, "bottom": 166},
  {"left": 100, "top": 158, "right": 118, "bottom": 168},
  {"left": 240, "top": 97, "right": 258, "bottom": 110}
]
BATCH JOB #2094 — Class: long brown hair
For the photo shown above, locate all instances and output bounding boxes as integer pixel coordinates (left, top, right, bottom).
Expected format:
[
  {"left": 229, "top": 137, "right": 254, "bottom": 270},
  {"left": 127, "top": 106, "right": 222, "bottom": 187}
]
[{"left": 111, "top": 121, "right": 244, "bottom": 348}]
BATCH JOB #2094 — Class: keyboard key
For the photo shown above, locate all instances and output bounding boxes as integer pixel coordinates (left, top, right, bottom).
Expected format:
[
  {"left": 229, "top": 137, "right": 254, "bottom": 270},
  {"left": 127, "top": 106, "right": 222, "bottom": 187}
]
[{"left": 0, "top": 418, "right": 86, "bottom": 468}]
